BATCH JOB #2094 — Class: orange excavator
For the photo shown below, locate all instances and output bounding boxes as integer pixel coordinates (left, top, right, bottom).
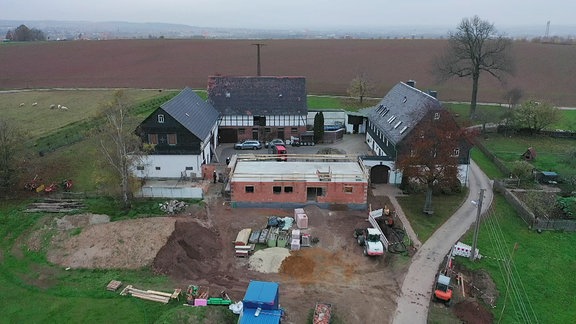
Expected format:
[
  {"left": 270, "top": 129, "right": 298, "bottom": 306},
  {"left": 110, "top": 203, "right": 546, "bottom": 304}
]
[{"left": 433, "top": 273, "right": 453, "bottom": 305}]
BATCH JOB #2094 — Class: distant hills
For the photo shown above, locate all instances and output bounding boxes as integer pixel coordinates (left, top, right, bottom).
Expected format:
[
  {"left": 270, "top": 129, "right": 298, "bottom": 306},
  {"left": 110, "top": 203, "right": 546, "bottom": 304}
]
[{"left": 1, "top": 19, "right": 574, "bottom": 40}]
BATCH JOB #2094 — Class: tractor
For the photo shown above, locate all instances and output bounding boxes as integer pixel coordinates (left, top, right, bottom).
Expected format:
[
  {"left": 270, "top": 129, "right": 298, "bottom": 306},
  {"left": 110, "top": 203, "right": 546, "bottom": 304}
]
[{"left": 354, "top": 228, "right": 384, "bottom": 256}]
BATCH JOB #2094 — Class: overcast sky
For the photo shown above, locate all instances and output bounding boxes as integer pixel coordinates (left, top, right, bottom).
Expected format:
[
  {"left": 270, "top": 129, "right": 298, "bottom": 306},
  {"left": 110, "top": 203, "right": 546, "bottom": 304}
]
[{"left": 1, "top": 0, "right": 574, "bottom": 30}]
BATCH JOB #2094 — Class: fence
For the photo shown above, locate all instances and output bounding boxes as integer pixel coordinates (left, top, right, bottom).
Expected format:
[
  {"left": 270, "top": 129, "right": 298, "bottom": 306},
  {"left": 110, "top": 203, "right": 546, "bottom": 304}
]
[
  {"left": 472, "top": 138, "right": 511, "bottom": 177},
  {"left": 493, "top": 180, "right": 576, "bottom": 231}
]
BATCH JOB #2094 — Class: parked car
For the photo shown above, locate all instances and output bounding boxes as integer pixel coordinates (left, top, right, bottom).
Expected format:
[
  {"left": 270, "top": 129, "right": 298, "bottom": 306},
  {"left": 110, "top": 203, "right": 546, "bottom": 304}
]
[
  {"left": 265, "top": 138, "right": 285, "bottom": 148},
  {"left": 234, "top": 140, "right": 262, "bottom": 150}
]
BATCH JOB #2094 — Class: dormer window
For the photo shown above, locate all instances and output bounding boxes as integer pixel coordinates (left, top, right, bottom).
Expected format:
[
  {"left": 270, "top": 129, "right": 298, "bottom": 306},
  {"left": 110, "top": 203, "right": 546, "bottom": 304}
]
[
  {"left": 434, "top": 112, "right": 440, "bottom": 120},
  {"left": 452, "top": 148, "right": 460, "bottom": 157},
  {"left": 157, "top": 114, "right": 164, "bottom": 123}
]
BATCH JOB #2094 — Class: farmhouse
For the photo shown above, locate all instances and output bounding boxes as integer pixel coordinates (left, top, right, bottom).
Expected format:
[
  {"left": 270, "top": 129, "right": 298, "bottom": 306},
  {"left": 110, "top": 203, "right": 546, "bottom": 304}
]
[
  {"left": 361, "top": 81, "right": 472, "bottom": 185},
  {"left": 207, "top": 76, "right": 308, "bottom": 144},
  {"left": 226, "top": 154, "right": 369, "bottom": 209},
  {"left": 134, "top": 87, "right": 219, "bottom": 180}
]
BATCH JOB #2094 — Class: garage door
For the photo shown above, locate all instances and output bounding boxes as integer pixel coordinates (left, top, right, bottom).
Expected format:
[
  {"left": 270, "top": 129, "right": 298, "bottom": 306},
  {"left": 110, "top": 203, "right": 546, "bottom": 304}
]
[
  {"left": 219, "top": 128, "right": 238, "bottom": 143},
  {"left": 370, "top": 165, "right": 390, "bottom": 184}
]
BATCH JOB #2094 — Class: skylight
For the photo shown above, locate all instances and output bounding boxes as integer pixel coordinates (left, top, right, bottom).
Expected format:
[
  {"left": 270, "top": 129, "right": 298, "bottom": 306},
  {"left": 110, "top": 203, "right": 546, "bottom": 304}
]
[
  {"left": 394, "top": 121, "right": 402, "bottom": 129},
  {"left": 399, "top": 126, "right": 408, "bottom": 134},
  {"left": 387, "top": 115, "right": 397, "bottom": 124}
]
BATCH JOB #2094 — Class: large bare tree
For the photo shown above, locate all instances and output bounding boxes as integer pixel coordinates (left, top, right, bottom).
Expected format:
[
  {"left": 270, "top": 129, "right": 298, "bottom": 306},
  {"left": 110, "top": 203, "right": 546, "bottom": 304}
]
[
  {"left": 435, "top": 16, "right": 514, "bottom": 119},
  {"left": 347, "top": 73, "right": 374, "bottom": 104},
  {"left": 99, "top": 91, "right": 143, "bottom": 209}
]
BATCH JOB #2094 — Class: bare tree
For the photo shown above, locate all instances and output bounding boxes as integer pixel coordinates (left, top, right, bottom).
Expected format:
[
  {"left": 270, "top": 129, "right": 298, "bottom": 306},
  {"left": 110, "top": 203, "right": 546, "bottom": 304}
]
[
  {"left": 435, "top": 16, "right": 514, "bottom": 119},
  {"left": 98, "top": 91, "right": 144, "bottom": 208},
  {"left": 0, "top": 119, "right": 23, "bottom": 195},
  {"left": 347, "top": 73, "right": 374, "bottom": 104}
]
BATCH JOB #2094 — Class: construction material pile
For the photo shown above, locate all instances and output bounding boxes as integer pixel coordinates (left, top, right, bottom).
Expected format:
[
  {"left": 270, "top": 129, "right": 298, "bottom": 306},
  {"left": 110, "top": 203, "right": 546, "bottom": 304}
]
[{"left": 159, "top": 200, "right": 188, "bottom": 214}]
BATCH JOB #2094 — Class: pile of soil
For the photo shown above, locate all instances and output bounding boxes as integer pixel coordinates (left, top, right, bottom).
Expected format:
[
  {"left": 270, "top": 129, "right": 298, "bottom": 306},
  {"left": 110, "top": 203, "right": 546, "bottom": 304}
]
[
  {"left": 453, "top": 299, "right": 494, "bottom": 324},
  {"left": 152, "top": 220, "right": 222, "bottom": 280}
]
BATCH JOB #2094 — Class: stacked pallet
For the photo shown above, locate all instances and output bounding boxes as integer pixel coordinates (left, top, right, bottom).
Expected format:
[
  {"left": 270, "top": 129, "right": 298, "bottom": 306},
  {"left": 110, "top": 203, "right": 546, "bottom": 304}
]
[{"left": 106, "top": 280, "right": 122, "bottom": 291}]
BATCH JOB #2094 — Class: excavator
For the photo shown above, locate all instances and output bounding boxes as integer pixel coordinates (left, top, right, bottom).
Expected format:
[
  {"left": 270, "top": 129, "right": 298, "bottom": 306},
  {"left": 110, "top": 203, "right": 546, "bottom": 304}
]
[{"left": 433, "top": 273, "right": 453, "bottom": 305}]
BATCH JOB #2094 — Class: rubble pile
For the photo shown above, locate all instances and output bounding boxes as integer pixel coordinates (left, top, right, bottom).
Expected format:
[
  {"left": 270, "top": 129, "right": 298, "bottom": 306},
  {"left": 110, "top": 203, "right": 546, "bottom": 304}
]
[{"left": 159, "top": 200, "right": 188, "bottom": 214}]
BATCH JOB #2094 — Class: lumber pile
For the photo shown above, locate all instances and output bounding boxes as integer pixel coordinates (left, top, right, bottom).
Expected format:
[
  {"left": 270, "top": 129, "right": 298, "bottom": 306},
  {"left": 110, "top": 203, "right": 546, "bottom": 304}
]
[
  {"left": 120, "top": 285, "right": 180, "bottom": 304},
  {"left": 25, "top": 199, "right": 85, "bottom": 213}
]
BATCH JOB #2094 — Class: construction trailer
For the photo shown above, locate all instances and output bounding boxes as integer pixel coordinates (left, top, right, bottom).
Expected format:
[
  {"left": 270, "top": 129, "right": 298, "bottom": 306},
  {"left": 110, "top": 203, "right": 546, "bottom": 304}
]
[{"left": 239, "top": 281, "right": 283, "bottom": 324}]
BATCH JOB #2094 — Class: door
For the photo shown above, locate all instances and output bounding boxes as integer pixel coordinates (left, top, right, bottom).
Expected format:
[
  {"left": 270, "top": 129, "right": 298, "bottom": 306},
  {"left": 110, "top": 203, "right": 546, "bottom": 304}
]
[{"left": 370, "top": 165, "right": 390, "bottom": 184}]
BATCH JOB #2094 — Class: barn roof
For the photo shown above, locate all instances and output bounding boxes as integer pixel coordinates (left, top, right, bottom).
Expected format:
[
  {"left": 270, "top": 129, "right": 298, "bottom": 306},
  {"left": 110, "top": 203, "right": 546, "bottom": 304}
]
[
  {"left": 362, "top": 82, "right": 442, "bottom": 145},
  {"left": 207, "top": 76, "right": 307, "bottom": 116},
  {"left": 160, "top": 87, "right": 219, "bottom": 140}
]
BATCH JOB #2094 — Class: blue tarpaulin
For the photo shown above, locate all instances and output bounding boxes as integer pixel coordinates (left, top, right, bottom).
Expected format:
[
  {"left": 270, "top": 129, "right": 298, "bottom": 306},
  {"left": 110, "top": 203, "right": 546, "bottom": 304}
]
[
  {"left": 242, "top": 281, "right": 279, "bottom": 310},
  {"left": 239, "top": 307, "right": 283, "bottom": 324}
]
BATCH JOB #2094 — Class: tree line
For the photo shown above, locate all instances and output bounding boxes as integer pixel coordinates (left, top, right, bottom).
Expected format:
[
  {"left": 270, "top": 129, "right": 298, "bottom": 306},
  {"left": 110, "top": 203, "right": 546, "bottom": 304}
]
[{"left": 5, "top": 24, "right": 46, "bottom": 41}]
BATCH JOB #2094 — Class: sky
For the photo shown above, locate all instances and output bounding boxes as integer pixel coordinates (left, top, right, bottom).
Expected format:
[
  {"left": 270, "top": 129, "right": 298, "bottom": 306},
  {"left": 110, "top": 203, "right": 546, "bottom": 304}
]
[{"left": 1, "top": 0, "right": 575, "bottom": 31}]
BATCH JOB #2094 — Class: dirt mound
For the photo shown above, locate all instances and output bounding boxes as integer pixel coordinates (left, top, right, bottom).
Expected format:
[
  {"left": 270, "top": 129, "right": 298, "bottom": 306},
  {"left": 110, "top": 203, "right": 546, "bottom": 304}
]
[
  {"left": 47, "top": 217, "right": 176, "bottom": 269},
  {"left": 453, "top": 299, "right": 494, "bottom": 324},
  {"left": 152, "top": 220, "right": 223, "bottom": 281}
]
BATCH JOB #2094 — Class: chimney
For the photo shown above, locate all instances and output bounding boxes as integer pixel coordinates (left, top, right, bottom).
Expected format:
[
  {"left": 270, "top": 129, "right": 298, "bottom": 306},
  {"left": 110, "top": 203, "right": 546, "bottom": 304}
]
[
  {"left": 428, "top": 90, "right": 438, "bottom": 99},
  {"left": 406, "top": 80, "right": 416, "bottom": 87}
]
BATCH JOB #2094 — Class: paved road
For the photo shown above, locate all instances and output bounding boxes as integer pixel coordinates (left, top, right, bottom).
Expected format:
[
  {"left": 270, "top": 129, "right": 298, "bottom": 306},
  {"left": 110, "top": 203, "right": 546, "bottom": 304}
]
[{"left": 392, "top": 161, "right": 494, "bottom": 324}]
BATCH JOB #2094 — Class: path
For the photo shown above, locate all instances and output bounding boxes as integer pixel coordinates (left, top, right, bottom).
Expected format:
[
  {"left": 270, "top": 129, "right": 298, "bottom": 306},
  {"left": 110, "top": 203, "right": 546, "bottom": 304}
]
[{"left": 391, "top": 161, "right": 494, "bottom": 324}]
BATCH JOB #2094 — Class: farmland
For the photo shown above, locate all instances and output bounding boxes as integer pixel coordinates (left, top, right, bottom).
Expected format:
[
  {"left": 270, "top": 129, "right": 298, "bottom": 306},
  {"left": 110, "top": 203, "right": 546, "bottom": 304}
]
[{"left": 2, "top": 39, "right": 576, "bottom": 106}]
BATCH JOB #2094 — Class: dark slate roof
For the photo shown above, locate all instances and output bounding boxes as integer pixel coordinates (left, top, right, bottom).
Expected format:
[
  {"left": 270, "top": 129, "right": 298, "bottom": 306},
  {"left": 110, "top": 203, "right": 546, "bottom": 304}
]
[
  {"left": 365, "top": 82, "right": 442, "bottom": 144},
  {"left": 161, "top": 87, "right": 219, "bottom": 140},
  {"left": 207, "top": 76, "right": 307, "bottom": 116}
]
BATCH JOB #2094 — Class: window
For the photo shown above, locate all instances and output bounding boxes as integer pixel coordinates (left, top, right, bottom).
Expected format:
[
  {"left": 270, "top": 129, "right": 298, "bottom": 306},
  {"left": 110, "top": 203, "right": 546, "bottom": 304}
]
[
  {"left": 387, "top": 115, "right": 396, "bottom": 124},
  {"left": 155, "top": 166, "right": 161, "bottom": 170},
  {"left": 402, "top": 96, "right": 407, "bottom": 103},
  {"left": 239, "top": 128, "right": 245, "bottom": 135},
  {"left": 284, "top": 186, "right": 293, "bottom": 193},
  {"left": 291, "top": 127, "right": 298, "bottom": 134},
  {"left": 245, "top": 186, "right": 254, "bottom": 193},
  {"left": 399, "top": 126, "right": 408, "bottom": 134},
  {"left": 434, "top": 112, "right": 440, "bottom": 120},
  {"left": 265, "top": 128, "right": 271, "bottom": 133},
  {"left": 167, "top": 134, "right": 177, "bottom": 145},
  {"left": 157, "top": 114, "right": 164, "bottom": 123},
  {"left": 136, "top": 166, "right": 144, "bottom": 171},
  {"left": 273, "top": 186, "right": 282, "bottom": 194},
  {"left": 452, "top": 148, "right": 460, "bottom": 157},
  {"left": 185, "top": 166, "right": 193, "bottom": 170},
  {"left": 394, "top": 121, "right": 402, "bottom": 129},
  {"left": 148, "top": 134, "right": 158, "bottom": 144},
  {"left": 344, "top": 186, "right": 353, "bottom": 193}
]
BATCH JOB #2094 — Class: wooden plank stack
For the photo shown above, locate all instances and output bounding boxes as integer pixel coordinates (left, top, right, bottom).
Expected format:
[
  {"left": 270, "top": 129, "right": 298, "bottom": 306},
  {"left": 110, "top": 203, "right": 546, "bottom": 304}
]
[{"left": 120, "top": 285, "right": 180, "bottom": 304}]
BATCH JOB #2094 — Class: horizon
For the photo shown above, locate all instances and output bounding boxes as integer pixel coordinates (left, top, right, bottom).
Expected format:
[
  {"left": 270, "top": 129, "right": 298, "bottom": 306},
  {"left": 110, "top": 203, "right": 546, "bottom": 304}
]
[{"left": 2, "top": 1, "right": 575, "bottom": 35}]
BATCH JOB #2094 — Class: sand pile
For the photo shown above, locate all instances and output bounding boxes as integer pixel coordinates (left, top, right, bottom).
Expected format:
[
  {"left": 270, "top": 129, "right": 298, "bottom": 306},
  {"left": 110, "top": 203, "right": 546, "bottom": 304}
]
[{"left": 248, "top": 247, "right": 291, "bottom": 273}]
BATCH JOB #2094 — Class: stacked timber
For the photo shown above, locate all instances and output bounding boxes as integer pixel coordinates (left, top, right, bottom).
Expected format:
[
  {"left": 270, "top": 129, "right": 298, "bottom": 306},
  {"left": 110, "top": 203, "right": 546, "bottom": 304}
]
[
  {"left": 120, "top": 285, "right": 180, "bottom": 304},
  {"left": 25, "top": 199, "right": 85, "bottom": 213}
]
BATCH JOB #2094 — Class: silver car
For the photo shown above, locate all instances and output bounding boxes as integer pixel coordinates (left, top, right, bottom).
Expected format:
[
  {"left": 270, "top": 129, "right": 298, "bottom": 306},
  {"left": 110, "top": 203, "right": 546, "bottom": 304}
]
[{"left": 234, "top": 140, "right": 262, "bottom": 150}]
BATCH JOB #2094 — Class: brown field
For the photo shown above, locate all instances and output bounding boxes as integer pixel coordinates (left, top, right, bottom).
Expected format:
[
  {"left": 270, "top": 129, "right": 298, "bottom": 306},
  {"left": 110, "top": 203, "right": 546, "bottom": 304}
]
[{"left": 1, "top": 39, "right": 575, "bottom": 105}]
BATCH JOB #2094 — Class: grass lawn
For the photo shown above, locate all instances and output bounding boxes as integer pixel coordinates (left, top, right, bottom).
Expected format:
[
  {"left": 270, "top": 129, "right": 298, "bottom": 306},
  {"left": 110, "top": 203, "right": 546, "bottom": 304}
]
[
  {"left": 470, "top": 147, "right": 506, "bottom": 180},
  {"left": 459, "top": 195, "right": 576, "bottom": 323},
  {"left": 397, "top": 189, "right": 468, "bottom": 243},
  {"left": 478, "top": 133, "right": 576, "bottom": 177}
]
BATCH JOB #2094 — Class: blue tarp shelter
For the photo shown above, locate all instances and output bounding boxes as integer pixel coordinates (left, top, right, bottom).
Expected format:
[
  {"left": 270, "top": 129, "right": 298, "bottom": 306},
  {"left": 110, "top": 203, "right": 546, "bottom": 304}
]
[{"left": 239, "top": 281, "right": 282, "bottom": 324}]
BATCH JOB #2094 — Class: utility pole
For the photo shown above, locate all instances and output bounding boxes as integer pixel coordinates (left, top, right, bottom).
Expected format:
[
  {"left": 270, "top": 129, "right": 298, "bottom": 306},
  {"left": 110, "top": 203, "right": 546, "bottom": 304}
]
[
  {"left": 252, "top": 43, "right": 265, "bottom": 76},
  {"left": 470, "top": 188, "right": 485, "bottom": 261}
]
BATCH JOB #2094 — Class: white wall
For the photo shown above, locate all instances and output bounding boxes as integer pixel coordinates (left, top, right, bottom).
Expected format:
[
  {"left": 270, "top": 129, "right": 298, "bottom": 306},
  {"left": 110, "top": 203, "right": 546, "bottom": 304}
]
[{"left": 134, "top": 155, "right": 203, "bottom": 179}]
